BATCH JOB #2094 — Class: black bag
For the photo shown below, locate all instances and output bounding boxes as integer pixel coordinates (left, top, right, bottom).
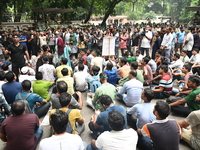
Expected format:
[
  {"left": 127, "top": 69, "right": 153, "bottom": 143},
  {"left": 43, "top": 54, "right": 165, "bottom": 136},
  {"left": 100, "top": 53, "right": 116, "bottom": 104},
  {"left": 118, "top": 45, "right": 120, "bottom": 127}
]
[{"left": 17, "top": 92, "right": 33, "bottom": 114}]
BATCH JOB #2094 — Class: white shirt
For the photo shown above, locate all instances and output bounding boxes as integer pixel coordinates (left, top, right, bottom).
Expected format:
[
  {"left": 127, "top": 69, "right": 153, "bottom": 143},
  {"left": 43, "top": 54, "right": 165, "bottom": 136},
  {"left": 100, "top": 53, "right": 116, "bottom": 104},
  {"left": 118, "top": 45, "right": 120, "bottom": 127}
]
[
  {"left": 136, "top": 54, "right": 144, "bottom": 63},
  {"left": 38, "top": 64, "right": 56, "bottom": 82},
  {"left": 74, "top": 65, "right": 89, "bottom": 73},
  {"left": 141, "top": 31, "right": 152, "bottom": 48},
  {"left": 91, "top": 57, "right": 104, "bottom": 72},
  {"left": 161, "top": 33, "right": 173, "bottom": 49},
  {"left": 96, "top": 129, "right": 138, "bottom": 150},
  {"left": 73, "top": 71, "right": 90, "bottom": 91},
  {"left": 18, "top": 75, "right": 36, "bottom": 83},
  {"left": 39, "top": 133, "right": 84, "bottom": 150},
  {"left": 190, "top": 54, "right": 200, "bottom": 65},
  {"left": 184, "top": 32, "right": 194, "bottom": 51},
  {"left": 169, "top": 59, "right": 184, "bottom": 69}
]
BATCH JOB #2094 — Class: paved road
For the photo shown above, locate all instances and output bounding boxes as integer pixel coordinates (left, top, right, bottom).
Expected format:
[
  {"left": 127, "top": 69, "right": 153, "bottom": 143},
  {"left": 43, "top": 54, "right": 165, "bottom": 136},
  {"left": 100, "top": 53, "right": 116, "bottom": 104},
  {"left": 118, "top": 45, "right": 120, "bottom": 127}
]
[{"left": 0, "top": 91, "right": 193, "bottom": 150}]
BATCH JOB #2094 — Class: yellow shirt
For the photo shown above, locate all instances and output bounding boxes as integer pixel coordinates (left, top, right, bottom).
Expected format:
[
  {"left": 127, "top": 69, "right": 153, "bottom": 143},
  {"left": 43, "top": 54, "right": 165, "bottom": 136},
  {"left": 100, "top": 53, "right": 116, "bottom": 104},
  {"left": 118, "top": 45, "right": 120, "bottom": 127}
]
[
  {"left": 56, "top": 65, "right": 73, "bottom": 78},
  {"left": 57, "top": 76, "right": 74, "bottom": 95},
  {"left": 50, "top": 108, "right": 83, "bottom": 134}
]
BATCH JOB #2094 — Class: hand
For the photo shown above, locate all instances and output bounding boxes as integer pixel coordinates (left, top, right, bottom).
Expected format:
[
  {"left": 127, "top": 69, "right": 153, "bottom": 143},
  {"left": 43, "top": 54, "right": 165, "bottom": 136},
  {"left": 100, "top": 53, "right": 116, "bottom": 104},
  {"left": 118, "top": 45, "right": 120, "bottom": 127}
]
[
  {"left": 76, "top": 91, "right": 81, "bottom": 97},
  {"left": 89, "top": 93, "right": 94, "bottom": 98},
  {"left": 94, "top": 110, "right": 100, "bottom": 115},
  {"left": 175, "top": 93, "right": 180, "bottom": 97},
  {"left": 176, "top": 81, "right": 180, "bottom": 84}
]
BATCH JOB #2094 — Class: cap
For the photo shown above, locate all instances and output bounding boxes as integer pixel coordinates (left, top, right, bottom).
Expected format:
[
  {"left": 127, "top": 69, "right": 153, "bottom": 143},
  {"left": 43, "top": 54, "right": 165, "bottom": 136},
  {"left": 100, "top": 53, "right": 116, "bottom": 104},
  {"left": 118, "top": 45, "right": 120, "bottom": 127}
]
[{"left": 21, "top": 67, "right": 29, "bottom": 74}]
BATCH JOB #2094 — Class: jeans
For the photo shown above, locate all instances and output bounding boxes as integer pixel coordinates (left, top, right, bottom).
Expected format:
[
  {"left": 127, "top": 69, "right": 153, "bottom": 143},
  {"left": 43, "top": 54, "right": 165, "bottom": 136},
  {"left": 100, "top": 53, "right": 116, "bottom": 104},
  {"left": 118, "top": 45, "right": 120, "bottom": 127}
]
[
  {"left": 140, "top": 47, "right": 149, "bottom": 56},
  {"left": 172, "top": 82, "right": 184, "bottom": 94},
  {"left": 88, "top": 122, "right": 104, "bottom": 139},
  {"left": 35, "top": 102, "right": 51, "bottom": 118},
  {"left": 171, "top": 105, "right": 190, "bottom": 117},
  {"left": 150, "top": 85, "right": 165, "bottom": 99},
  {"left": 173, "top": 70, "right": 182, "bottom": 81},
  {"left": 34, "top": 126, "right": 43, "bottom": 142},
  {"left": 137, "top": 133, "right": 152, "bottom": 150},
  {"left": 164, "top": 49, "right": 171, "bottom": 62},
  {"left": 115, "top": 46, "right": 119, "bottom": 58},
  {"left": 86, "top": 144, "right": 102, "bottom": 150}
]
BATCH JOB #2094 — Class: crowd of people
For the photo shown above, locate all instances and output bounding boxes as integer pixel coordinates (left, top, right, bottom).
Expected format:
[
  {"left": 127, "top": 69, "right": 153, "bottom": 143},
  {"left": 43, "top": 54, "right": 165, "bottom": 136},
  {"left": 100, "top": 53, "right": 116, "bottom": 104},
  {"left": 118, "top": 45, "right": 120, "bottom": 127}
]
[{"left": 0, "top": 22, "right": 200, "bottom": 150}]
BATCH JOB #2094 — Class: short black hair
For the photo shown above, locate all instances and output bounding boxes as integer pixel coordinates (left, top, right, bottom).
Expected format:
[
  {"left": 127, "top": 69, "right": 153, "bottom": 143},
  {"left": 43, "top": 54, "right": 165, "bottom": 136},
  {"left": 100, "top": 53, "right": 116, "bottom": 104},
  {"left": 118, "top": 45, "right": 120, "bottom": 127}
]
[
  {"left": 35, "top": 72, "right": 43, "bottom": 80},
  {"left": 160, "top": 65, "right": 168, "bottom": 73},
  {"left": 4, "top": 54, "right": 10, "bottom": 60},
  {"left": 61, "top": 68, "right": 68, "bottom": 76},
  {"left": 50, "top": 110, "right": 68, "bottom": 134},
  {"left": 92, "top": 66, "right": 100, "bottom": 76},
  {"left": 174, "top": 53, "right": 180, "bottom": 59},
  {"left": 42, "top": 55, "right": 49, "bottom": 62},
  {"left": 78, "top": 58, "right": 84, "bottom": 64},
  {"left": 129, "top": 70, "right": 137, "bottom": 77},
  {"left": 61, "top": 57, "right": 68, "bottom": 64},
  {"left": 11, "top": 100, "right": 25, "bottom": 116},
  {"left": 156, "top": 49, "right": 162, "bottom": 55},
  {"left": 130, "top": 61, "right": 138, "bottom": 70},
  {"left": 136, "top": 50, "right": 140, "bottom": 54},
  {"left": 193, "top": 48, "right": 199, "bottom": 53},
  {"left": 144, "top": 88, "right": 154, "bottom": 102},
  {"left": 106, "top": 63, "right": 113, "bottom": 70},
  {"left": 59, "top": 92, "right": 71, "bottom": 107},
  {"left": 183, "top": 64, "right": 191, "bottom": 72},
  {"left": 1, "top": 64, "right": 8, "bottom": 71},
  {"left": 22, "top": 80, "right": 31, "bottom": 91},
  {"left": 42, "top": 45, "right": 49, "bottom": 52},
  {"left": 0, "top": 71, "right": 5, "bottom": 80},
  {"left": 57, "top": 81, "right": 68, "bottom": 93},
  {"left": 189, "top": 75, "right": 200, "bottom": 86},
  {"left": 155, "top": 101, "right": 170, "bottom": 119},
  {"left": 78, "top": 64, "right": 84, "bottom": 71},
  {"left": 142, "top": 57, "right": 150, "bottom": 64},
  {"left": 99, "top": 95, "right": 113, "bottom": 106},
  {"left": 108, "top": 110, "right": 124, "bottom": 131},
  {"left": 5, "top": 71, "right": 15, "bottom": 82},
  {"left": 119, "top": 57, "right": 127, "bottom": 64},
  {"left": 99, "top": 72, "right": 108, "bottom": 79},
  {"left": 182, "top": 50, "right": 187, "bottom": 54}
]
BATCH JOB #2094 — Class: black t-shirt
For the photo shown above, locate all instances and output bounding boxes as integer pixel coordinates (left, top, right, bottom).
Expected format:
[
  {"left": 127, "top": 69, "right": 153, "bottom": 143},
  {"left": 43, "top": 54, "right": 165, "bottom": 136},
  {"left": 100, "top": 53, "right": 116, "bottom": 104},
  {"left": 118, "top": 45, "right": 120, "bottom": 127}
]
[{"left": 7, "top": 43, "right": 27, "bottom": 65}]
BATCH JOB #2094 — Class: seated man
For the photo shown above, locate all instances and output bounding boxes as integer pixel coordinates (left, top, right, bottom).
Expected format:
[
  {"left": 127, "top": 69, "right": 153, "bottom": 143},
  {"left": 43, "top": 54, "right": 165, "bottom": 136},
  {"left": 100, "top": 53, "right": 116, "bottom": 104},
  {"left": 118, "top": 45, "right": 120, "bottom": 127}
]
[
  {"left": 19, "top": 67, "right": 36, "bottom": 83},
  {"left": 39, "top": 110, "right": 85, "bottom": 150},
  {"left": 32, "top": 72, "right": 53, "bottom": 101},
  {"left": 87, "top": 110, "right": 138, "bottom": 150},
  {"left": 169, "top": 75, "right": 200, "bottom": 116},
  {"left": 50, "top": 81, "right": 82, "bottom": 110},
  {"left": 103, "top": 62, "right": 119, "bottom": 86},
  {"left": 0, "top": 100, "right": 43, "bottom": 150},
  {"left": 15, "top": 80, "right": 51, "bottom": 118},
  {"left": 138, "top": 101, "right": 180, "bottom": 150},
  {"left": 151, "top": 65, "right": 173, "bottom": 99},
  {"left": 50, "top": 92, "right": 84, "bottom": 135},
  {"left": 2, "top": 71, "right": 22, "bottom": 104},
  {"left": 141, "top": 57, "right": 153, "bottom": 86},
  {"left": 117, "top": 57, "right": 131, "bottom": 87},
  {"left": 87, "top": 73, "right": 116, "bottom": 112},
  {"left": 74, "top": 58, "right": 89, "bottom": 73},
  {"left": 89, "top": 95, "right": 127, "bottom": 138},
  {"left": 178, "top": 94, "right": 200, "bottom": 150},
  {"left": 56, "top": 57, "right": 73, "bottom": 78},
  {"left": 127, "top": 88, "right": 156, "bottom": 150},
  {"left": 130, "top": 61, "right": 144, "bottom": 83},
  {"left": 73, "top": 64, "right": 90, "bottom": 92},
  {"left": 124, "top": 51, "right": 136, "bottom": 65},
  {"left": 117, "top": 70, "right": 143, "bottom": 107},
  {"left": 87, "top": 65, "right": 101, "bottom": 93},
  {"left": 57, "top": 68, "right": 74, "bottom": 95},
  {"left": 172, "top": 64, "right": 193, "bottom": 95}
]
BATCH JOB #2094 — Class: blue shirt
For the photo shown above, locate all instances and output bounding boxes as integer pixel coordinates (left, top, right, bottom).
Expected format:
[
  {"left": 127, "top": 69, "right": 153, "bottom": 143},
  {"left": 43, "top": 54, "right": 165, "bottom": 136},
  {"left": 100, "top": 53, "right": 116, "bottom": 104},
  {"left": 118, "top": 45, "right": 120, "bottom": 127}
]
[
  {"left": 86, "top": 76, "right": 101, "bottom": 93},
  {"left": 2, "top": 81, "right": 22, "bottom": 104},
  {"left": 176, "top": 31, "right": 186, "bottom": 43},
  {"left": 20, "top": 35, "right": 27, "bottom": 48},
  {"left": 104, "top": 67, "right": 119, "bottom": 86},
  {"left": 118, "top": 78, "right": 143, "bottom": 106},
  {"left": 127, "top": 103, "right": 156, "bottom": 129},
  {"left": 15, "top": 91, "right": 43, "bottom": 110},
  {"left": 96, "top": 105, "right": 127, "bottom": 132},
  {"left": 171, "top": 32, "right": 176, "bottom": 48}
]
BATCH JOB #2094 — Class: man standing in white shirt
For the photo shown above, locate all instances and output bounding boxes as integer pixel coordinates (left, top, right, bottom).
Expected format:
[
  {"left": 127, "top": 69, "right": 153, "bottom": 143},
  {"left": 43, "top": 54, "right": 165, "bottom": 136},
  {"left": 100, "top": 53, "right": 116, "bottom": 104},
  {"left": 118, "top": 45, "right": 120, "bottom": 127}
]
[
  {"left": 160, "top": 27, "right": 173, "bottom": 62},
  {"left": 139, "top": 25, "right": 152, "bottom": 57},
  {"left": 191, "top": 49, "right": 200, "bottom": 75},
  {"left": 183, "top": 27, "right": 194, "bottom": 58}
]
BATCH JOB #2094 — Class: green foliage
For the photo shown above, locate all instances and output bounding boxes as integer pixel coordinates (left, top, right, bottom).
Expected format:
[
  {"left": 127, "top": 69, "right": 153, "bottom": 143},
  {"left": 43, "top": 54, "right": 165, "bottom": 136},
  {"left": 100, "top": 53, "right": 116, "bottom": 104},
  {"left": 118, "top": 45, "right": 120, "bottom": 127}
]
[{"left": 143, "top": 10, "right": 156, "bottom": 20}]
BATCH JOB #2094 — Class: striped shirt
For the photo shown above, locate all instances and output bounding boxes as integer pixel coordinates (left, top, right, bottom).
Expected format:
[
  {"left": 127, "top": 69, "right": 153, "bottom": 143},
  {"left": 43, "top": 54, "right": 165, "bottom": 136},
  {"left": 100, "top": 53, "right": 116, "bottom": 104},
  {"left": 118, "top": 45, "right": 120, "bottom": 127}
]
[{"left": 159, "top": 73, "right": 173, "bottom": 94}]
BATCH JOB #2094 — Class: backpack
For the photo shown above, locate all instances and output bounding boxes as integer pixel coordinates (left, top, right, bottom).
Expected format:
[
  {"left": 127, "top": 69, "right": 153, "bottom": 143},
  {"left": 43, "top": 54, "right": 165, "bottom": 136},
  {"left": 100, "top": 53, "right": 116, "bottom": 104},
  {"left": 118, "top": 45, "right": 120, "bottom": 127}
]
[
  {"left": 65, "top": 109, "right": 74, "bottom": 133},
  {"left": 90, "top": 78, "right": 101, "bottom": 93},
  {"left": 17, "top": 92, "right": 33, "bottom": 114}
]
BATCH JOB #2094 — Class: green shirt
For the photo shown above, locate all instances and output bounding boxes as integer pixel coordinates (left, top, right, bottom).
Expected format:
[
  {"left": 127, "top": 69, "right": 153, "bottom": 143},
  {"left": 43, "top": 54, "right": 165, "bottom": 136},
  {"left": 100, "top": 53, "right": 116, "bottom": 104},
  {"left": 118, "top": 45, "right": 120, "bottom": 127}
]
[
  {"left": 32, "top": 80, "right": 53, "bottom": 100},
  {"left": 136, "top": 69, "right": 144, "bottom": 83},
  {"left": 184, "top": 88, "right": 200, "bottom": 112},
  {"left": 92, "top": 83, "right": 116, "bottom": 111},
  {"left": 126, "top": 57, "right": 136, "bottom": 64}
]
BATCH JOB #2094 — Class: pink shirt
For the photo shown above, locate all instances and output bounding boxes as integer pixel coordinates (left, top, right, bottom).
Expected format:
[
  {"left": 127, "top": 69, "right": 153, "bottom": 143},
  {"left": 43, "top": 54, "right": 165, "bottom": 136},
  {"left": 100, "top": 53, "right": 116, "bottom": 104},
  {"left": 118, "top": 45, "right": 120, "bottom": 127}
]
[{"left": 120, "top": 34, "right": 129, "bottom": 49}]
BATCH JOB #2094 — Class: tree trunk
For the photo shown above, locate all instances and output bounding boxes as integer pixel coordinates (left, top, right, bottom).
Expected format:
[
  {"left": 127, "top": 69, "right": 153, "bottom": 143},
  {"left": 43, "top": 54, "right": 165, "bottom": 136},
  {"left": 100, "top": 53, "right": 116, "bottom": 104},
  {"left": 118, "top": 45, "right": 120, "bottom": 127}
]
[{"left": 84, "top": 0, "right": 95, "bottom": 23}]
